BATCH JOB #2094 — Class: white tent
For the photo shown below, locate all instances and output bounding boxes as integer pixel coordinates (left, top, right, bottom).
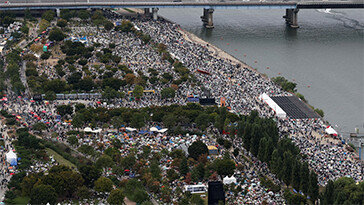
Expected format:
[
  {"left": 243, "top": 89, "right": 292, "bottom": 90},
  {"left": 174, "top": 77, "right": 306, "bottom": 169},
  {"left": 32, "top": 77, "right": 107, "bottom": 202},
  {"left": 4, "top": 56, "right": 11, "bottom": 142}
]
[
  {"left": 6, "top": 150, "right": 17, "bottom": 166},
  {"left": 223, "top": 176, "right": 237, "bottom": 185},
  {"left": 157, "top": 128, "right": 168, "bottom": 133},
  {"left": 126, "top": 127, "right": 137, "bottom": 132},
  {"left": 150, "top": 127, "right": 158, "bottom": 132},
  {"left": 84, "top": 127, "right": 92, "bottom": 132},
  {"left": 259, "top": 93, "right": 287, "bottom": 118},
  {"left": 92, "top": 128, "right": 102, "bottom": 133},
  {"left": 325, "top": 126, "right": 338, "bottom": 136}
]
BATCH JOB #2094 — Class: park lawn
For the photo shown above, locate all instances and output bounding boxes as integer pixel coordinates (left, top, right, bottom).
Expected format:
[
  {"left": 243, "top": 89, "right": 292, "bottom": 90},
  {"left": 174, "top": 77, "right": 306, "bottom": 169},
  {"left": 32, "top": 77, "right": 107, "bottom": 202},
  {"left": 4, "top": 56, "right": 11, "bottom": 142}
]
[
  {"left": 46, "top": 148, "right": 77, "bottom": 170},
  {"left": 12, "top": 196, "right": 30, "bottom": 204}
]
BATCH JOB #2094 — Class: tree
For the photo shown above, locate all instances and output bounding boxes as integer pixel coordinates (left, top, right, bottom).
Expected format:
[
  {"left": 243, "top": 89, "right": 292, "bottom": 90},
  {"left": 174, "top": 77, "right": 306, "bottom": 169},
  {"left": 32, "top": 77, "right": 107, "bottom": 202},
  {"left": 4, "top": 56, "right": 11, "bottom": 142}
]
[
  {"left": 188, "top": 141, "right": 208, "bottom": 160},
  {"left": 150, "top": 161, "right": 161, "bottom": 180},
  {"left": 49, "top": 28, "right": 66, "bottom": 42},
  {"left": 96, "top": 154, "right": 114, "bottom": 169},
  {"left": 20, "top": 24, "right": 29, "bottom": 35},
  {"left": 76, "top": 186, "right": 91, "bottom": 200},
  {"left": 214, "top": 158, "right": 236, "bottom": 177},
  {"left": 179, "top": 157, "right": 189, "bottom": 176},
  {"left": 32, "top": 122, "right": 47, "bottom": 133},
  {"left": 131, "top": 112, "right": 145, "bottom": 129},
  {"left": 77, "top": 77, "right": 95, "bottom": 92},
  {"left": 282, "top": 151, "right": 293, "bottom": 185},
  {"left": 45, "top": 79, "right": 66, "bottom": 93},
  {"left": 102, "top": 86, "right": 120, "bottom": 100},
  {"left": 42, "top": 10, "right": 55, "bottom": 22},
  {"left": 44, "top": 91, "right": 56, "bottom": 101},
  {"left": 104, "top": 20, "right": 114, "bottom": 31},
  {"left": 57, "top": 19, "right": 67, "bottom": 28},
  {"left": 130, "top": 189, "right": 149, "bottom": 204},
  {"left": 38, "top": 19, "right": 50, "bottom": 33},
  {"left": 67, "top": 135, "right": 78, "bottom": 146},
  {"left": 30, "top": 185, "right": 57, "bottom": 205},
  {"left": 308, "top": 171, "right": 319, "bottom": 203},
  {"left": 78, "top": 10, "right": 90, "bottom": 20},
  {"left": 124, "top": 73, "right": 136, "bottom": 84},
  {"left": 107, "top": 189, "right": 125, "bottom": 205},
  {"left": 300, "top": 162, "right": 310, "bottom": 194},
  {"left": 41, "top": 52, "right": 51, "bottom": 60},
  {"left": 314, "top": 108, "right": 324, "bottom": 117},
  {"left": 80, "top": 165, "right": 101, "bottom": 187},
  {"left": 161, "top": 87, "right": 175, "bottom": 99},
  {"left": 291, "top": 160, "right": 301, "bottom": 191},
  {"left": 57, "top": 105, "right": 73, "bottom": 116},
  {"left": 322, "top": 180, "right": 334, "bottom": 205},
  {"left": 94, "top": 177, "right": 113, "bottom": 193},
  {"left": 133, "top": 85, "right": 144, "bottom": 99}
]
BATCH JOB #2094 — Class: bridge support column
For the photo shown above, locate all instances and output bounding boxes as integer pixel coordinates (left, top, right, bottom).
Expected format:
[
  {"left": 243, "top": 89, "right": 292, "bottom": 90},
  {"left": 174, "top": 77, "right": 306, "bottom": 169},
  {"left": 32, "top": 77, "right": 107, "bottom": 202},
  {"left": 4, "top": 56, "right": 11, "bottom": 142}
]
[
  {"left": 56, "top": 8, "right": 61, "bottom": 18},
  {"left": 144, "top": 8, "right": 150, "bottom": 16},
  {"left": 152, "top": 8, "right": 159, "bottom": 20},
  {"left": 283, "top": 9, "right": 299, "bottom": 28},
  {"left": 201, "top": 8, "right": 214, "bottom": 28}
]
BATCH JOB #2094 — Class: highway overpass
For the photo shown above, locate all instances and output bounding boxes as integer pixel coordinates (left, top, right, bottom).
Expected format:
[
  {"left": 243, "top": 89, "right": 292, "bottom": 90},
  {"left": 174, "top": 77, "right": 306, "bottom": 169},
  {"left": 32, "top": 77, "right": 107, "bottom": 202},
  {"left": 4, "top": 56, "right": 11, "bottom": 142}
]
[{"left": 0, "top": 0, "right": 363, "bottom": 28}]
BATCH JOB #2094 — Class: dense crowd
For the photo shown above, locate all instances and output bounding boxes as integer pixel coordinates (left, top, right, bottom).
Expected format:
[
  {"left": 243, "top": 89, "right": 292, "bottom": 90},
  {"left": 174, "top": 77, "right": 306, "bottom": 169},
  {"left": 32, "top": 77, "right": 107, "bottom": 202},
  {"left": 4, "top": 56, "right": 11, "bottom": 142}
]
[{"left": 0, "top": 9, "right": 362, "bottom": 203}]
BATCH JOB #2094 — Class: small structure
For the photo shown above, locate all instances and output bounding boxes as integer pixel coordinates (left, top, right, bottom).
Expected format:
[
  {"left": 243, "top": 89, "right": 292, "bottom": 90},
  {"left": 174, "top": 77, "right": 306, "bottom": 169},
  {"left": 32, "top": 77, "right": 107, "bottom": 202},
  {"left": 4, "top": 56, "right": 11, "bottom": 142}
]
[
  {"left": 223, "top": 176, "right": 237, "bottom": 185},
  {"left": 208, "top": 146, "right": 218, "bottom": 155},
  {"left": 6, "top": 150, "right": 17, "bottom": 166}
]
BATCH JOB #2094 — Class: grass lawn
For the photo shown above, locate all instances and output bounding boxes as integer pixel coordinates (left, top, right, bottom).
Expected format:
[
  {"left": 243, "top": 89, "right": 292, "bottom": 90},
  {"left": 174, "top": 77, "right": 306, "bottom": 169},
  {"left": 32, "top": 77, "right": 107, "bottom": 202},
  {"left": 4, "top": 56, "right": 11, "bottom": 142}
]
[
  {"left": 46, "top": 148, "right": 77, "bottom": 170},
  {"left": 12, "top": 197, "right": 30, "bottom": 205}
]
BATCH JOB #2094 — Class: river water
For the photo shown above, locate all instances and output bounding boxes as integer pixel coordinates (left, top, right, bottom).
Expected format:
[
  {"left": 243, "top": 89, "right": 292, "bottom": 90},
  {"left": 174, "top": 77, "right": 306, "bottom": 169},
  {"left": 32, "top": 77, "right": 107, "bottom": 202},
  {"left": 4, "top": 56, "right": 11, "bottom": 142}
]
[{"left": 159, "top": 8, "right": 364, "bottom": 135}]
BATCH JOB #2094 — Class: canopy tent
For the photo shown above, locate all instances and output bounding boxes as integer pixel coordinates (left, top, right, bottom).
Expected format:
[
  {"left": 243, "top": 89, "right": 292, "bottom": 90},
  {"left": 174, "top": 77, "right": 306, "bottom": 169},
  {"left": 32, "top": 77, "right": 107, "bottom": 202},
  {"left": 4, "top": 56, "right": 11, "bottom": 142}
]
[
  {"left": 91, "top": 128, "right": 102, "bottom": 133},
  {"left": 6, "top": 151, "right": 17, "bottom": 166},
  {"left": 259, "top": 93, "right": 287, "bottom": 118},
  {"left": 126, "top": 127, "right": 137, "bottom": 132},
  {"left": 223, "top": 176, "right": 237, "bottom": 185},
  {"left": 325, "top": 126, "right": 338, "bottom": 136},
  {"left": 157, "top": 128, "right": 168, "bottom": 133},
  {"left": 84, "top": 127, "right": 92, "bottom": 132},
  {"left": 150, "top": 127, "right": 159, "bottom": 132}
]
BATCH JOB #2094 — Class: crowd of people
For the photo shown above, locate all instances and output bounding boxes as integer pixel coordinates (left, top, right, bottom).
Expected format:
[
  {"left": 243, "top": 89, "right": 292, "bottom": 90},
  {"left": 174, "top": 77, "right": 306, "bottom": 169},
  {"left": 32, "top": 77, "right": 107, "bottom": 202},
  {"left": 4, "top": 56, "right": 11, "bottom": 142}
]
[{"left": 0, "top": 9, "right": 362, "bottom": 203}]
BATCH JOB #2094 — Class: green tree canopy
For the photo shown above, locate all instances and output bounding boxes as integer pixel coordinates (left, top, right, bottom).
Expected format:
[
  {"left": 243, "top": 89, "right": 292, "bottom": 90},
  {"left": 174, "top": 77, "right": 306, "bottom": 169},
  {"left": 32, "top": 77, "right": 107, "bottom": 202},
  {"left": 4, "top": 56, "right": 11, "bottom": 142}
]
[
  {"left": 49, "top": 27, "right": 66, "bottom": 41},
  {"left": 107, "top": 188, "right": 125, "bottom": 205},
  {"left": 30, "top": 184, "right": 57, "bottom": 205},
  {"left": 161, "top": 87, "right": 176, "bottom": 99},
  {"left": 94, "top": 177, "right": 113, "bottom": 193},
  {"left": 188, "top": 140, "right": 208, "bottom": 160}
]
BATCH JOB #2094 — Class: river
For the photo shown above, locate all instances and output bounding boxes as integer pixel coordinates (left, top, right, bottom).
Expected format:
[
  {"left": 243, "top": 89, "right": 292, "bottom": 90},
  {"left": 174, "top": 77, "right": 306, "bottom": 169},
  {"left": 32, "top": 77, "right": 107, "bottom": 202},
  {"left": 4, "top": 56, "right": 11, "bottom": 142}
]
[{"left": 159, "top": 8, "right": 364, "bottom": 136}]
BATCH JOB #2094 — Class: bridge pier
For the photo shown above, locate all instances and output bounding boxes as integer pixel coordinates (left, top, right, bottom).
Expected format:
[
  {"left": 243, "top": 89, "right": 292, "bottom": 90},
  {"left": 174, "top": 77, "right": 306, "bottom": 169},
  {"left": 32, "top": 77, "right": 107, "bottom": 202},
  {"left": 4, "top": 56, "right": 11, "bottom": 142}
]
[
  {"left": 201, "top": 8, "right": 214, "bottom": 28},
  {"left": 56, "top": 8, "right": 60, "bottom": 18},
  {"left": 283, "top": 9, "right": 299, "bottom": 28},
  {"left": 144, "top": 8, "right": 150, "bottom": 16},
  {"left": 152, "top": 8, "right": 159, "bottom": 20}
]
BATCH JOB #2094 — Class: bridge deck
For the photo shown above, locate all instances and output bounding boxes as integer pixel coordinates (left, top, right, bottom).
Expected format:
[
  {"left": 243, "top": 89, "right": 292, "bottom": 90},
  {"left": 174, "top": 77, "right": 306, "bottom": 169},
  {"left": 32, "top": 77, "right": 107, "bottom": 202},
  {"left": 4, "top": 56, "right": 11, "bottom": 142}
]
[{"left": 0, "top": 0, "right": 363, "bottom": 10}]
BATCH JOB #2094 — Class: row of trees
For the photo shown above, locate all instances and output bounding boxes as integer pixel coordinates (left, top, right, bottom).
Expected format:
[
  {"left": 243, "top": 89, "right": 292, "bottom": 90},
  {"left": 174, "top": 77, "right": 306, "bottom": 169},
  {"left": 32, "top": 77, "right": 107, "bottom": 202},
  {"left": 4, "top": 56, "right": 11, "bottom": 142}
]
[
  {"left": 230, "top": 111, "right": 319, "bottom": 203},
  {"left": 70, "top": 103, "right": 239, "bottom": 132},
  {"left": 6, "top": 49, "right": 25, "bottom": 95}
]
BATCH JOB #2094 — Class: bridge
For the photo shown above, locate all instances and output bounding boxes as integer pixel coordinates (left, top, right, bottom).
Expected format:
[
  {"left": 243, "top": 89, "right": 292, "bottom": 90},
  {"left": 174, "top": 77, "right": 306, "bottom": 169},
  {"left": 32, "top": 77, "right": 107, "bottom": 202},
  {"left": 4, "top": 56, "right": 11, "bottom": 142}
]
[{"left": 0, "top": 0, "right": 363, "bottom": 28}]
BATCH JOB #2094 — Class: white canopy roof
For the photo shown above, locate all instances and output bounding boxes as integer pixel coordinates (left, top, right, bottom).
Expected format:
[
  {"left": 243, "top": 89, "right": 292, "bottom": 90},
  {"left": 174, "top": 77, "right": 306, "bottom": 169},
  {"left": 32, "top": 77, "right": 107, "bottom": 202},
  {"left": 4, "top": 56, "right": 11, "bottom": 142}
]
[
  {"left": 6, "top": 150, "right": 17, "bottom": 164},
  {"left": 126, "top": 127, "right": 137, "bottom": 132},
  {"left": 259, "top": 93, "right": 287, "bottom": 118},
  {"left": 157, "top": 128, "right": 168, "bottom": 133},
  {"left": 223, "top": 176, "right": 237, "bottom": 185},
  {"left": 92, "top": 128, "right": 102, "bottom": 133},
  {"left": 150, "top": 127, "right": 159, "bottom": 132},
  {"left": 325, "top": 126, "right": 338, "bottom": 135},
  {"left": 84, "top": 127, "right": 92, "bottom": 132}
]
